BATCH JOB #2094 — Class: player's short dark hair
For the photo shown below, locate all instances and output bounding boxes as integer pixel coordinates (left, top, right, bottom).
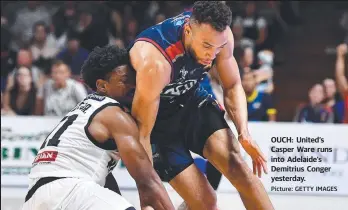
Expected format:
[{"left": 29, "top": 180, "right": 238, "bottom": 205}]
[
  {"left": 191, "top": 1, "right": 232, "bottom": 32},
  {"left": 81, "top": 45, "right": 130, "bottom": 91}
]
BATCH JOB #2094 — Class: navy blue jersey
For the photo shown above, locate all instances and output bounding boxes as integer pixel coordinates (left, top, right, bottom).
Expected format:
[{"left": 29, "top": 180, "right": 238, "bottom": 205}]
[{"left": 128, "top": 11, "right": 211, "bottom": 101}]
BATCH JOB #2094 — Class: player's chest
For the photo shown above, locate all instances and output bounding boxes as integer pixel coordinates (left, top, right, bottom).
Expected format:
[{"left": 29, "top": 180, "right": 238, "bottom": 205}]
[{"left": 171, "top": 57, "right": 208, "bottom": 83}]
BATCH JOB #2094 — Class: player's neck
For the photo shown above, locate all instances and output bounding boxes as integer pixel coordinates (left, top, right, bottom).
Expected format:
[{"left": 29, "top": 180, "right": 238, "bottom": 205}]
[{"left": 95, "top": 91, "right": 106, "bottom": 96}]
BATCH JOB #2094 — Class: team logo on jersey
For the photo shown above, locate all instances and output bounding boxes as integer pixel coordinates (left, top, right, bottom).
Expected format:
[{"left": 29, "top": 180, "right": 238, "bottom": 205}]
[
  {"left": 178, "top": 66, "right": 188, "bottom": 82},
  {"left": 33, "top": 151, "right": 58, "bottom": 164}
]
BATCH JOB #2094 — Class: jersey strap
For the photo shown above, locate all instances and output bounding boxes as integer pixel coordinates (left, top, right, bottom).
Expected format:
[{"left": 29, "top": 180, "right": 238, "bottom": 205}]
[{"left": 84, "top": 102, "right": 123, "bottom": 150}]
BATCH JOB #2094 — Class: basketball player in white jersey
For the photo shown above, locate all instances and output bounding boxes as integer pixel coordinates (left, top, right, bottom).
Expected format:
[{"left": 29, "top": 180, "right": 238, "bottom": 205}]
[{"left": 22, "top": 45, "right": 175, "bottom": 210}]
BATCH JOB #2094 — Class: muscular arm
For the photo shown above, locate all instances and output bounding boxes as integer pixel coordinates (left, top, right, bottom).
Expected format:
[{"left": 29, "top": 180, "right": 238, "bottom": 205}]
[
  {"left": 335, "top": 50, "right": 348, "bottom": 97},
  {"left": 94, "top": 106, "right": 174, "bottom": 210},
  {"left": 129, "top": 41, "right": 172, "bottom": 164},
  {"left": 216, "top": 28, "right": 249, "bottom": 135}
]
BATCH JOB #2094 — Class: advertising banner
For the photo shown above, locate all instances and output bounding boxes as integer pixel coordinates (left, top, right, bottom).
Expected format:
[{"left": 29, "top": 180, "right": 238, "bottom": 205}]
[{"left": 1, "top": 117, "right": 347, "bottom": 196}]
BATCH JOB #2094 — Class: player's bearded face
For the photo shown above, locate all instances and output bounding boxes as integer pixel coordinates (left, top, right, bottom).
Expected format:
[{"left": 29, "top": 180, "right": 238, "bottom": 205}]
[
  {"left": 186, "top": 42, "right": 200, "bottom": 63},
  {"left": 185, "top": 27, "right": 210, "bottom": 66},
  {"left": 185, "top": 22, "right": 227, "bottom": 66}
]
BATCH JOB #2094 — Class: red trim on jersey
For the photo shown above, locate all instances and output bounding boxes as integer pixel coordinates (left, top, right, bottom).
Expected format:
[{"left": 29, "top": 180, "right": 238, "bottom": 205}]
[{"left": 165, "top": 41, "right": 185, "bottom": 62}]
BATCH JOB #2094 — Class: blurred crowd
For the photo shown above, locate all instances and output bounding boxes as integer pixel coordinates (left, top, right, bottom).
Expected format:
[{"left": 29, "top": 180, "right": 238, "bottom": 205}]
[
  {"left": 1, "top": 1, "right": 346, "bottom": 123},
  {"left": 293, "top": 43, "right": 347, "bottom": 124}
]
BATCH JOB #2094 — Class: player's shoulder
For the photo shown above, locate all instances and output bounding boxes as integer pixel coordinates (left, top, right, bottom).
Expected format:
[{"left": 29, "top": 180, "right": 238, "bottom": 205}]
[
  {"left": 130, "top": 11, "right": 190, "bottom": 49},
  {"left": 129, "top": 40, "right": 172, "bottom": 76},
  {"left": 85, "top": 94, "right": 124, "bottom": 118},
  {"left": 93, "top": 101, "right": 137, "bottom": 132}
]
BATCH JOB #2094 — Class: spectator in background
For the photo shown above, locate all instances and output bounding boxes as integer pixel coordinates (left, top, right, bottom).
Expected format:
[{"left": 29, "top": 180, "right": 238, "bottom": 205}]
[
  {"left": 56, "top": 30, "right": 89, "bottom": 79},
  {"left": 159, "top": 1, "right": 184, "bottom": 19},
  {"left": 254, "top": 50, "right": 274, "bottom": 94},
  {"left": 10, "top": 1, "right": 52, "bottom": 50},
  {"left": 294, "top": 84, "right": 333, "bottom": 123},
  {"left": 335, "top": 43, "right": 348, "bottom": 123},
  {"left": 77, "top": 6, "right": 109, "bottom": 52},
  {"left": 1, "top": 67, "right": 37, "bottom": 116},
  {"left": 233, "top": 1, "right": 268, "bottom": 52},
  {"left": 238, "top": 46, "right": 255, "bottom": 74},
  {"left": 113, "top": 38, "right": 125, "bottom": 49},
  {"left": 6, "top": 48, "right": 46, "bottom": 91},
  {"left": 232, "top": 21, "right": 255, "bottom": 50},
  {"left": 30, "top": 21, "right": 59, "bottom": 75},
  {"left": 35, "top": 60, "right": 87, "bottom": 116},
  {"left": 123, "top": 18, "right": 139, "bottom": 47},
  {"left": 323, "top": 78, "right": 344, "bottom": 123},
  {"left": 155, "top": 13, "right": 166, "bottom": 24},
  {"left": 52, "top": 1, "right": 78, "bottom": 45},
  {"left": 108, "top": 9, "right": 124, "bottom": 42},
  {"left": 1, "top": 19, "right": 17, "bottom": 92},
  {"left": 242, "top": 71, "right": 277, "bottom": 121}
]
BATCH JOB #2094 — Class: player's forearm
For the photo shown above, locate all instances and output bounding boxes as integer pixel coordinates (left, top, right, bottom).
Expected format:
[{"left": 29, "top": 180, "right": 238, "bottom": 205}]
[
  {"left": 131, "top": 96, "right": 159, "bottom": 163},
  {"left": 124, "top": 148, "right": 173, "bottom": 209},
  {"left": 336, "top": 56, "right": 345, "bottom": 76},
  {"left": 137, "top": 170, "right": 174, "bottom": 210},
  {"left": 224, "top": 82, "right": 249, "bottom": 134},
  {"left": 335, "top": 55, "right": 348, "bottom": 94}
]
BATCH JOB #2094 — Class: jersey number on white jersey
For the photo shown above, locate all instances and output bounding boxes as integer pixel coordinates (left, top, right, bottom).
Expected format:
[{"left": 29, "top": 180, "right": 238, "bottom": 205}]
[{"left": 39, "top": 114, "right": 78, "bottom": 149}]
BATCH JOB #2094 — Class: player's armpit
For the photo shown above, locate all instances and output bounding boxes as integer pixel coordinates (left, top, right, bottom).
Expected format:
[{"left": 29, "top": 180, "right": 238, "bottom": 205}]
[
  {"left": 129, "top": 41, "right": 172, "bottom": 162},
  {"left": 100, "top": 106, "right": 175, "bottom": 210}
]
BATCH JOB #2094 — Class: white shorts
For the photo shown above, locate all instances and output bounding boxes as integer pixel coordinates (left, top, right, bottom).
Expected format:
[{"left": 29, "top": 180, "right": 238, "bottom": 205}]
[{"left": 22, "top": 178, "right": 135, "bottom": 210}]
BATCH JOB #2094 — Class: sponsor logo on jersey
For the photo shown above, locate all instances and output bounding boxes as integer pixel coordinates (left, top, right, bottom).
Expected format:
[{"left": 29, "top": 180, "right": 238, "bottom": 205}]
[
  {"left": 162, "top": 79, "right": 198, "bottom": 96},
  {"left": 33, "top": 151, "right": 58, "bottom": 164}
]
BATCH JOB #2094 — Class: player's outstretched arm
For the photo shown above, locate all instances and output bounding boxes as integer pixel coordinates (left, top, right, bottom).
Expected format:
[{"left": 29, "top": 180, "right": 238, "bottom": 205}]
[
  {"left": 129, "top": 41, "right": 172, "bottom": 164},
  {"left": 336, "top": 43, "right": 348, "bottom": 97},
  {"left": 101, "top": 106, "right": 175, "bottom": 210},
  {"left": 216, "top": 27, "right": 267, "bottom": 177}
]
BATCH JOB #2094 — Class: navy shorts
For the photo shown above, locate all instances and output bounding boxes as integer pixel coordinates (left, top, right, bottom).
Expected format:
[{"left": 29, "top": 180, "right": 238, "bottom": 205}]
[{"left": 151, "top": 87, "right": 229, "bottom": 182}]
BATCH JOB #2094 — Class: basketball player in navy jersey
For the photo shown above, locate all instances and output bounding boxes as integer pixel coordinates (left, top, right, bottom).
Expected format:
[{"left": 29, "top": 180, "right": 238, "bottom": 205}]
[{"left": 128, "top": 1, "right": 274, "bottom": 210}]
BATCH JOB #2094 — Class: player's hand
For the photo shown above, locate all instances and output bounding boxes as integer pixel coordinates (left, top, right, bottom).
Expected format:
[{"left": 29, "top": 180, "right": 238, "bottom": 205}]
[
  {"left": 239, "top": 133, "right": 268, "bottom": 178},
  {"left": 337, "top": 43, "right": 347, "bottom": 57}
]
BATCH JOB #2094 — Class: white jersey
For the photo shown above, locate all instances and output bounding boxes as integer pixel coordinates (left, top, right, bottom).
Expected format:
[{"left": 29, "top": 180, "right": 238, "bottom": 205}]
[{"left": 29, "top": 93, "right": 122, "bottom": 186}]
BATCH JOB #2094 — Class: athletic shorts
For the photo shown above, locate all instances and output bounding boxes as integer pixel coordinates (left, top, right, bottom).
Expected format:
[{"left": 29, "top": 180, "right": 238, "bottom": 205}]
[
  {"left": 22, "top": 177, "right": 135, "bottom": 210},
  {"left": 151, "top": 86, "right": 229, "bottom": 182}
]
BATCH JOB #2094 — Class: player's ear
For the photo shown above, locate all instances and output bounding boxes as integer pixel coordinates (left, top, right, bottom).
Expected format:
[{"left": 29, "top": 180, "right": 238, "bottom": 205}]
[
  {"left": 96, "top": 79, "right": 108, "bottom": 93},
  {"left": 184, "top": 20, "right": 192, "bottom": 36}
]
